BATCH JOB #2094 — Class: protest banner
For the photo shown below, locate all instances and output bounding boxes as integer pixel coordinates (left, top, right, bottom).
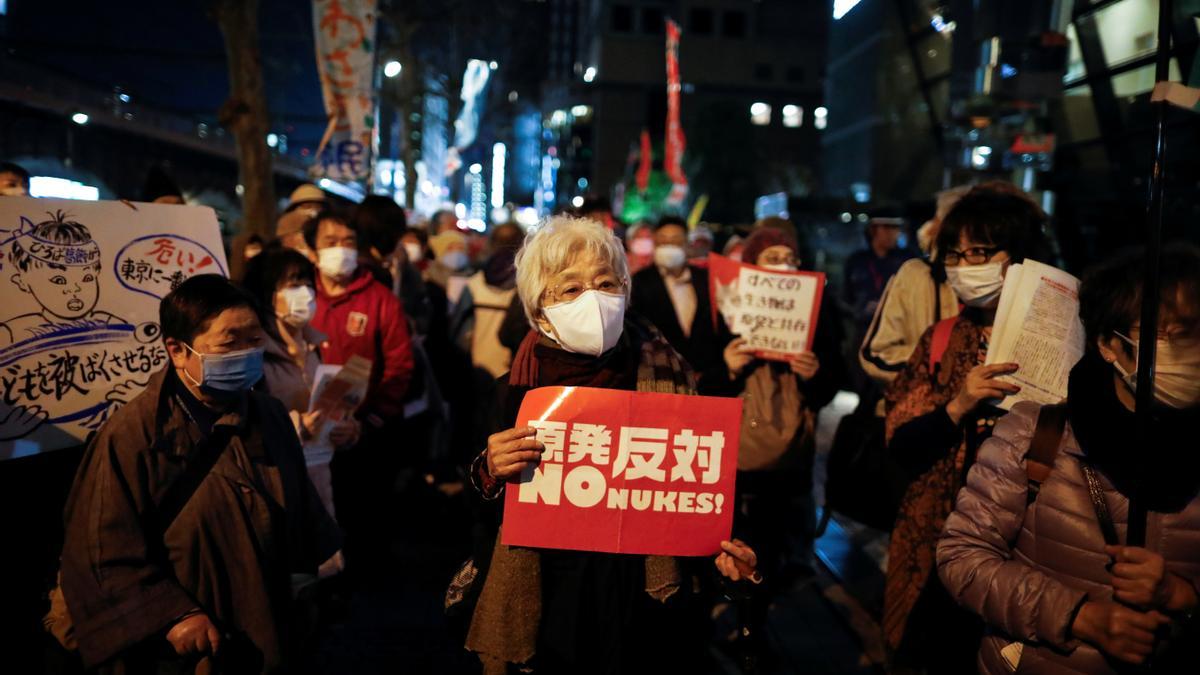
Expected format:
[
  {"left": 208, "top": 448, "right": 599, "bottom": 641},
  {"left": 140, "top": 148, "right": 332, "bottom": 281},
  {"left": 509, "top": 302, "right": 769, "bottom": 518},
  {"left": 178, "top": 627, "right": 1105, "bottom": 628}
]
[
  {"left": 0, "top": 197, "right": 228, "bottom": 459},
  {"left": 312, "top": 0, "right": 378, "bottom": 184},
  {"left": 708, "top": 253, "right": 824, "bottom": 361},
  {"left": 502, "top": 386, "right": 741, "bottom": 556}
]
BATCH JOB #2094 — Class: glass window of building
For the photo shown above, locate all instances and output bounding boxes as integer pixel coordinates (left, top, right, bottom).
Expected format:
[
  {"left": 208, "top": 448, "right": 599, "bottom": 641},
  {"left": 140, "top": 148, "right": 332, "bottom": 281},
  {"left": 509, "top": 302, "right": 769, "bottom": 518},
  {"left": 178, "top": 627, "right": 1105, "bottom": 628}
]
[
  {"left": 611, "top": 5, "right": 633, "bottom": 32},
  {"left": 642, "top": 7, "right": 664, "bottom": 35},
  {"left": 1092, "top": 0, "right": 1163, "bottom": 68},
  {"left": 690, "top": 8, "right": 713, "bottom": 35},
  {"left": 1110, "top": 58, "right": 1181, "bottom": 98},
  {"left": 722, "top": 10, "right": 747, "bottom": 38}
]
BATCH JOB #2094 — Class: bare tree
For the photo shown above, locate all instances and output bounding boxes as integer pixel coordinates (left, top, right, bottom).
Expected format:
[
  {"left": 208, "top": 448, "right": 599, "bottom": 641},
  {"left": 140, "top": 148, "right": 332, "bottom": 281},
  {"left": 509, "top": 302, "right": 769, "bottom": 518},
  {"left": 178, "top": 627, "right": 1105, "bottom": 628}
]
[{"left": 212, "top": 0, "right": 276, "bottom": 237}]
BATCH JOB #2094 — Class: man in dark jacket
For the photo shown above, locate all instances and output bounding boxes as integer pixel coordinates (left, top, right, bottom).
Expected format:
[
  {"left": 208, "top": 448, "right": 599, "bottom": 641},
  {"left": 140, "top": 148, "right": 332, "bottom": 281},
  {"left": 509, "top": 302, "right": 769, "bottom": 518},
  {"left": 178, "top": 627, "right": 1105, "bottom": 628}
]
[
  {"left": 61, "top": 274, "right": 341, "bottom": 674},
  {"left": 630, "top": 217, "right": 719, "bottom": 373}
]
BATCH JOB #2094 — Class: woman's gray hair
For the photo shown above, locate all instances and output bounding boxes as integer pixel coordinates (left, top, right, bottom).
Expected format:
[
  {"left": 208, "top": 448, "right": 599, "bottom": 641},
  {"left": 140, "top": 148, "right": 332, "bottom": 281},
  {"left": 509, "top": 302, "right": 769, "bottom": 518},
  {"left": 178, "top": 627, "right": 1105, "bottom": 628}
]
[{"left": 514, "top": 215, "right": 630, "bottom": 327}]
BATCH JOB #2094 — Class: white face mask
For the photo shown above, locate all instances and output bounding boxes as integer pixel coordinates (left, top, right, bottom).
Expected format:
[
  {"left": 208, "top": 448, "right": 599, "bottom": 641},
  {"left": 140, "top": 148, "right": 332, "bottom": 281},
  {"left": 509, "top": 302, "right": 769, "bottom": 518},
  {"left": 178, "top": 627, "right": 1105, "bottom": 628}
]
[
  {"left": 403, "top": 242, "right": 424, "bottom": 263},
  {"left": 760, "top": 263, "right": 797, "bottom": 272},
  {"left": 278, "top": 286, "right": 316, "bottom": 327},
  {"left": 441, "top": 250, "right": 469, "bottom": 271},
  {"left": 317, "top": 246, "right": 358, "bottom": 279},
  {"left": 1113, "top": 332, "right": 1200, "bottom": 408},
  {"left": 654, "top": 244, "right": 687, "bottom": 271},
  {"left": 541, "top": 290, "right": 627, "bottom": 357},
  {"left": 945, "top": 261, "right": 1005, "bottom": 307}
]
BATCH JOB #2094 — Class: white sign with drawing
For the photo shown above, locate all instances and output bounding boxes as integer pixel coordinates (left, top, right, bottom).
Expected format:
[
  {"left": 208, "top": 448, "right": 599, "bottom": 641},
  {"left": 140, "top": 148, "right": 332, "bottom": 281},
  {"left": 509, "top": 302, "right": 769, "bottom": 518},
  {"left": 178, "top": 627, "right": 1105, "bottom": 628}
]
[{"left": 0, "top": 197, "right": 228, "bottom": 459}]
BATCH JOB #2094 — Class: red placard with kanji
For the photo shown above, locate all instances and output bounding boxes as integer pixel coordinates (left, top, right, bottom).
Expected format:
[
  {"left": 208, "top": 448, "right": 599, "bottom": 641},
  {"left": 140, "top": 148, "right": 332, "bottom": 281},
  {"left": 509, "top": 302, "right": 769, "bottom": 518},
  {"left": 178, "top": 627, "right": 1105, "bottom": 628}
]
[{"left": 501, "top": 386, "right": 742, "bottom": 556}]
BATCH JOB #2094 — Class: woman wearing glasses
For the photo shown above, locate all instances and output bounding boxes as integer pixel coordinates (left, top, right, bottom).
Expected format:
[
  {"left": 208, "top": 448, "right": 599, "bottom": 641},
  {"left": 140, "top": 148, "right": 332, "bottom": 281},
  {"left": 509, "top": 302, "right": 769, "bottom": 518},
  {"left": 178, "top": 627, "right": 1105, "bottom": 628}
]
[
  {"left": 935, "top": 243, "right": 1200, "bottom": 674},
  {"left": 880, "top": 190, "right": 1052, "bottom": 673},
  {"left": 463, "top": 216, "right": 758, "bottom": 675}
]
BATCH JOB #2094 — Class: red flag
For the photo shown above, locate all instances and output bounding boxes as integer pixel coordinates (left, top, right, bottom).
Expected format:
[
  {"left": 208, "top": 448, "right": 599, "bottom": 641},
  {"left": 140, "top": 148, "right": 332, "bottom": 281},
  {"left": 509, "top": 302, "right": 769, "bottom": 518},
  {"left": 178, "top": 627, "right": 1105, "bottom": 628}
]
[
  {"left": 664, "top": 19, "right": 688, "bottom": 191},
  {"left": 636, "top": 130, "right": 652, "bottom": 193}
]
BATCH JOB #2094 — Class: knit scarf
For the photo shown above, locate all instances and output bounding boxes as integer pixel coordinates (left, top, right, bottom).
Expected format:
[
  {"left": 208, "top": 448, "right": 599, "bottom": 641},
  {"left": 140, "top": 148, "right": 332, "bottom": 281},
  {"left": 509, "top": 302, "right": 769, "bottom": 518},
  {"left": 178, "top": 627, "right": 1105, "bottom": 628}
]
[{"left": 466, "top": 318, "right": 694, "bottom": 674}]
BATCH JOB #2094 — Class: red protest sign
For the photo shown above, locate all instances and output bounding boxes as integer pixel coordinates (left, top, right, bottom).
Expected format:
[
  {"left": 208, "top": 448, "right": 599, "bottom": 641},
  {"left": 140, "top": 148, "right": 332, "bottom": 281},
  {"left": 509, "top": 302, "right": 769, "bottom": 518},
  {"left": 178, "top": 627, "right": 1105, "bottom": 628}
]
[
  {"left": 502, "top": 386, "right": 741, "bottom": 556},
  {"left": 708, "top": 252, "right": 824, "bottom": 361}
]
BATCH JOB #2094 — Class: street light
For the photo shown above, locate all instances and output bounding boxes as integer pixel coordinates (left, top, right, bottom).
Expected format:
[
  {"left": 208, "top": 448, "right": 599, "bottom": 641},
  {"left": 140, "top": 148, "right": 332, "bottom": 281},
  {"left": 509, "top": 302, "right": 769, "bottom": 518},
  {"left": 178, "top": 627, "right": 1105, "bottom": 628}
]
[{"left": 384, "top": 60, "right": 402, "bottom": 78}]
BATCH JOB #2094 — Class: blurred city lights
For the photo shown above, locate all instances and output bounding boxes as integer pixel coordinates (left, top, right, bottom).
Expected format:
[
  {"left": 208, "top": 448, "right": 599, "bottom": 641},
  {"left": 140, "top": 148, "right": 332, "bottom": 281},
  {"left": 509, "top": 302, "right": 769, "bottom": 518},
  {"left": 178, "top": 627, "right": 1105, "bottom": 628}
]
[
  {"left": 833, "top": 0, "right": 863, "bottom": 20},
  {"left": 29, "top": 176, "right": 99, "bottom": 200},
  {"left": 571, "top": 105, "right": 591, "bottom": 118},
  {"left": 583, "top": 66, "right": 597, "bottom": 83},
  {"left": 489, "top": 61, "right": 498, "bottom": 70},
  {"left": 572, "top": 196, "right": 584, "bottom": 208},
  {"left": 815, "top": 106, "right": 829, "bottom": 130},
  {"left": 750, "top": 102, "right": 771, "bottom": 126},
  {"left": 491, "top": 143, "right": 506, "bottom": 208},
  {"left": 782, "top": 105, "right": 802, "bottom": 128},
  {"left": 266, "top": 133, "right": 278, "bottom": 148},
  {"left": 384, "top": 60, "right": 402, "bottom": 78},
  {"left": 71, "top": 112, "right": 89, "bottom": 125},
  {"left": 468, "top": 163, "right": 483, "bottom": 175}
]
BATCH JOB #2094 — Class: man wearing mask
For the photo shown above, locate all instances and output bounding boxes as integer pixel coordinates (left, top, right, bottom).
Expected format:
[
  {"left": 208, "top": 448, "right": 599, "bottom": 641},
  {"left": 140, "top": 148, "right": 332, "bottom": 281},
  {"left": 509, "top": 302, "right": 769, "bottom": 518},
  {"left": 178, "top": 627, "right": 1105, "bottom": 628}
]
[
  {"left": 304, "top": 210, "right": 414, "bottom": 574},
  {"left": 426, "top": 229, "right": 473, "bottom": 305},
  {"left": 59, "top": 275, "right": 340, "bottom": 674},
  {"left": 1, "top": 161, "right": 31, "bottom": 196},
  {"left": 630, "top": 215, "right": 719, "bottom": 373}
]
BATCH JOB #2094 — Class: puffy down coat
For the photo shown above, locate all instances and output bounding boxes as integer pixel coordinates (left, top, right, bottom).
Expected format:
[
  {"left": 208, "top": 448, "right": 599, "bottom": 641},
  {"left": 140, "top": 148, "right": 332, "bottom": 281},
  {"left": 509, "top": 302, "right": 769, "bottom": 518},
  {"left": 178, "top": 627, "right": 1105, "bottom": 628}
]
[{"left": 937, "top": 402, "right": 1200, "bottom": 674}]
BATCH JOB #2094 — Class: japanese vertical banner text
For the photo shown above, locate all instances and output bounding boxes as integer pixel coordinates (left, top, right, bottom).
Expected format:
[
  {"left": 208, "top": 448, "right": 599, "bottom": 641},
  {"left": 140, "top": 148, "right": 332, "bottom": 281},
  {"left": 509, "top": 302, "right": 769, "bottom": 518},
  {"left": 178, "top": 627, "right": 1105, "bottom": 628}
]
[{"left": 312, "top": 0, "right": 378, "bottom": 184}]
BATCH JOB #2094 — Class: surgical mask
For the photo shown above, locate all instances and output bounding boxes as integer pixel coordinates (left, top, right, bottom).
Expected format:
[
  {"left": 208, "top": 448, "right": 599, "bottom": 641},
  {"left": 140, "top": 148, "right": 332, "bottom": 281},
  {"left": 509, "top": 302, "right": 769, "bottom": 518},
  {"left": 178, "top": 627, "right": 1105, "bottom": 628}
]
[
  {"left": 1113, "top": 332, "right": 1200, "bottom": 408},
  {"left": 278, "top": 286, "right": 316, "bottom": 327},
  {"left": 631, "top": 238, "right": 655, "bottom": 256},
  {"left": 441, "top": 250, "right": 469, "bottom": 271},
  {"left": 654, "top": 244, "right": 687, "bottom": 271},
  {"left": 403, "top": 242, "right": 424, "bottom": 263},
  {"left": 760, "top": 263, "right": 797, "bottom": 272},
  {"left": 541, "top": 290, "right": 626, "bottom": 357},
  {"left": 945, "top": 261, "right": 1005, "bottom": 307},
  {"left": 182, "top": 343, "right": 265, "bottom": 394},
  {"left": 317, "top": 246, "right": 358, "bottom": 279}
]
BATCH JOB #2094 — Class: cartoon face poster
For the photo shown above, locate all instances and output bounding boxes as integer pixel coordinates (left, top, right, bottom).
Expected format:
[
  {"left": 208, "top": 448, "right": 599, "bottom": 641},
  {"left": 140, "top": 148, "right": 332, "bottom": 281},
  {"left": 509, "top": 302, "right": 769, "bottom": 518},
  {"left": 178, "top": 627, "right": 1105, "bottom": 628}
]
[{"left": 0, "top": 197, "right": 228, "bottom": 459}]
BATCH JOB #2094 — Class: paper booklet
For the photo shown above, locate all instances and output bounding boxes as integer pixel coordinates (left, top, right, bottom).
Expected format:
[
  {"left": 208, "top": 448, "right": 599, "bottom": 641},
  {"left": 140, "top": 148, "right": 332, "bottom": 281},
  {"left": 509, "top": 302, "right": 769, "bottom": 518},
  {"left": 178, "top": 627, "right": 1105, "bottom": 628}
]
[
  {"left": 303, "top": 355, "right": 372, "bottom": 465},
  {"left": 984, "top": 260, "right": 1085, "bottom": 411}
]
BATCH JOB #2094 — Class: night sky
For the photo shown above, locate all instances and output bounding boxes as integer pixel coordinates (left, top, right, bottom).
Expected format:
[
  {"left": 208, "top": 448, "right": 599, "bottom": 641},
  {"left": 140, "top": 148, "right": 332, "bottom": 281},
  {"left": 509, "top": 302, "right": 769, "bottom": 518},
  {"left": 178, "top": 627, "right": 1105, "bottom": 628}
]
[{"left": 5, "top": 0, "right": 329, "bottom": 158}]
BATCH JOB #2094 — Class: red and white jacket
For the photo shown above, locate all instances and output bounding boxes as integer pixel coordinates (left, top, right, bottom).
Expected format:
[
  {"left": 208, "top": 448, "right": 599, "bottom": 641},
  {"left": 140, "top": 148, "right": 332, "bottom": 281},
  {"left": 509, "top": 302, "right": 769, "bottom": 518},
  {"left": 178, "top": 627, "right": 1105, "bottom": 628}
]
[{"left": 313, "top": 268, "right": 413, "bottom": 425}]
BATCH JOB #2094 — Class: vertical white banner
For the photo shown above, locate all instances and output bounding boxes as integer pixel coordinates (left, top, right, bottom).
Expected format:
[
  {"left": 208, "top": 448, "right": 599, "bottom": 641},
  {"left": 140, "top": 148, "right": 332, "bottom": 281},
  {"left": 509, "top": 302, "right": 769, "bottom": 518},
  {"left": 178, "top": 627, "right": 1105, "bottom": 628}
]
[{"left": 312, "top": 0, "right": 379, "bottom": 184}]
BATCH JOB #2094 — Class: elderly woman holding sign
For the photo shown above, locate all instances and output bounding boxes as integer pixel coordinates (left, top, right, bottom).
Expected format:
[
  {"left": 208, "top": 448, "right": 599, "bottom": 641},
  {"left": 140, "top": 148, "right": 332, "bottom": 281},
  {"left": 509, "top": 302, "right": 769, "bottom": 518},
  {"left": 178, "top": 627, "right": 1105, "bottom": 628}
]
[{"left": 464, "top": 216, "right": 757, "bottom": 675}]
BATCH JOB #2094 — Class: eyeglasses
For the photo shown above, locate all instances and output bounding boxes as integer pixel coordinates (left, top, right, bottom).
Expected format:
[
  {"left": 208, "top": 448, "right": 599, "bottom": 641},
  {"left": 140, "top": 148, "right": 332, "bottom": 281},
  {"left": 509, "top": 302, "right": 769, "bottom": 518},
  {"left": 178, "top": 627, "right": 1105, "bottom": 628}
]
[
  {"left": 545, "top": 276, "right": 625, "bottom": 304},
  {"left": 943, "top": 246, "right": 1002, "bottom": 266}
]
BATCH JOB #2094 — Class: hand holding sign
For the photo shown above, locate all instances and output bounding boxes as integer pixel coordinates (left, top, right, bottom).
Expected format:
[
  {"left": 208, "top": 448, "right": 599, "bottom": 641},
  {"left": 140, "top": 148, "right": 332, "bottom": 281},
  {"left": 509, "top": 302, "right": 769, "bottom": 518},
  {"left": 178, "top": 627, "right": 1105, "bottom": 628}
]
[
  {"left": 709, "top": 253, "right": 825, "bottom": 361},
  {"left": 487, "top": 426, "right": 546, "bottom": 480}
]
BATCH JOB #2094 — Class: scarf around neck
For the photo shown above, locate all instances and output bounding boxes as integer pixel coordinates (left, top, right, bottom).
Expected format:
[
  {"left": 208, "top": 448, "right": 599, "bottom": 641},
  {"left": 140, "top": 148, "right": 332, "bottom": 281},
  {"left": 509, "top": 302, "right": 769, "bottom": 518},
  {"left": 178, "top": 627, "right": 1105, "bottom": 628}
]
[{"left": 1067, "top": 351, "right": 1200, "bottom": 513}]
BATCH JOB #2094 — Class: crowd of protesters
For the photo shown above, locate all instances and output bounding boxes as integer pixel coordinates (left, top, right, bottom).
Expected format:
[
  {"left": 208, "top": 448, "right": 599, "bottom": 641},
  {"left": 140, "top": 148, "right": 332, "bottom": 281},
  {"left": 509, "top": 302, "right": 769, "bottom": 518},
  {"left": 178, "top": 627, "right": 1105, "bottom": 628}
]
[{"left": 3, "top": 157, "right": 1199, "bottom": 675}]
